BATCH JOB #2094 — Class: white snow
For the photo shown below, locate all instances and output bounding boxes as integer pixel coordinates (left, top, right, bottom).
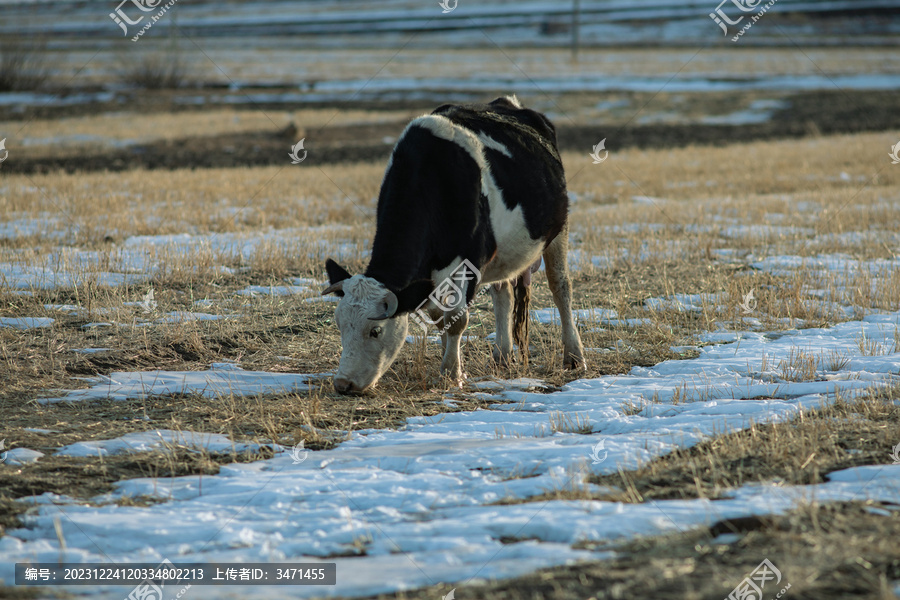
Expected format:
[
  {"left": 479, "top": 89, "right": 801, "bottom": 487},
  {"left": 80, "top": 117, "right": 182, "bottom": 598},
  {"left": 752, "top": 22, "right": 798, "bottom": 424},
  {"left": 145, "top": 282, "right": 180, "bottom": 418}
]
[
  {"left": 531, "top": 307, "right": 619, "bottom": 325},
  {"left": 236, "top": 285, "right": 311, "bottom": 297},
  {"left": 56, "top": 430, "right": 275, "bottom": 458},
  {"left": 0, "top": 317, "right": 54, "bottom": 330},
  {"left": 155, "top": 311, "right": 229, "bottom": 323},
  {"left": 645, "top": 293, "right": 727, "bottom": 313},
  {"left": 2, "top": 448, "right": 45, "bottom": 465},
  {"left": 0, "top": 230, "right": 356, "bottom": 293},
  {"left": 0, "top": 262, "right": 148, "bottom": 290},
  {"left": 39, "top": 364, "right": 320, "bottom": 404}
]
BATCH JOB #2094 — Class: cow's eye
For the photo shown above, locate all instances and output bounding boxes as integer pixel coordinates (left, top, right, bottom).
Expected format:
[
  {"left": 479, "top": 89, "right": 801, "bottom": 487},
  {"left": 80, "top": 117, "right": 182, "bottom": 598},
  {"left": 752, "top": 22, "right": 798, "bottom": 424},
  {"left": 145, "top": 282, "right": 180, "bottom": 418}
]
[{"left": 369, "top": 327, "right": 382, "bottom": 339}]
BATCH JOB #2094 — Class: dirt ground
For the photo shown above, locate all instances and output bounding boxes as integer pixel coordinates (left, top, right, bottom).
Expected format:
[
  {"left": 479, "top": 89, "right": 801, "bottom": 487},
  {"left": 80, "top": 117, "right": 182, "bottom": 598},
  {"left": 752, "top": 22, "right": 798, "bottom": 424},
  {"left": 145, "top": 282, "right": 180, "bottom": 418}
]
[{"left": 4, "top": 90, "right": 899, "bottom": 174}]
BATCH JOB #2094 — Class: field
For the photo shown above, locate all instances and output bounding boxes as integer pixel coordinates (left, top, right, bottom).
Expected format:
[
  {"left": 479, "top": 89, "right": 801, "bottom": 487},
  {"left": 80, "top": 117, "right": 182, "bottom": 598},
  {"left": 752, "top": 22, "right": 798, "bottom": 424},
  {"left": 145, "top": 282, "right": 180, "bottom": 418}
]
[{"left": 2, "top": 2, "right": 900, "bottom": 598}]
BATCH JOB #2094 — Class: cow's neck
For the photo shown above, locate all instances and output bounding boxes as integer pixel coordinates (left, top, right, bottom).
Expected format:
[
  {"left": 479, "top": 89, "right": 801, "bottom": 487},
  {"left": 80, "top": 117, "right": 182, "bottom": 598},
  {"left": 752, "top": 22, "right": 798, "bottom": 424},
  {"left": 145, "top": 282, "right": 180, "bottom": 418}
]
[{"left": 364, "top": 225, "right": 432, "bottom": 296}]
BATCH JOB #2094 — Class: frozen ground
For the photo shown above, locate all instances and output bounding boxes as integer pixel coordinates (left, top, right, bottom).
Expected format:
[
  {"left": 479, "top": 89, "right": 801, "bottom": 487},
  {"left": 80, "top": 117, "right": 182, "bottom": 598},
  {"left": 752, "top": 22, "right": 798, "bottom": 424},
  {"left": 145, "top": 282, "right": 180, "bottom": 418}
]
[
  {"left": 0, "top": 229, "right": 359, "bottom": 293},
  {"left": 5, "top": 73, "right": 900, "bottom": 114},
  {"left": 4, "top": 240, "right": 900, "bottom": 596}
]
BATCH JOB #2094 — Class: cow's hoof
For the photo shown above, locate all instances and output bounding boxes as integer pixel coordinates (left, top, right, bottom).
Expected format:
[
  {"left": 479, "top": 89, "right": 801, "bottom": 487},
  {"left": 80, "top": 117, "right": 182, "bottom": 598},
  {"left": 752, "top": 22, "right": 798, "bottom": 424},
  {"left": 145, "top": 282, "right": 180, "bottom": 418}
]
[
  {"left": 438, "top": 372, "right": 466, "bottom": 389},
  {"left": 491, "top": 346, "right": 515, "bottom": 367},
  {"left": 564, "top": 354, "right": 587, "bottom": 370}
]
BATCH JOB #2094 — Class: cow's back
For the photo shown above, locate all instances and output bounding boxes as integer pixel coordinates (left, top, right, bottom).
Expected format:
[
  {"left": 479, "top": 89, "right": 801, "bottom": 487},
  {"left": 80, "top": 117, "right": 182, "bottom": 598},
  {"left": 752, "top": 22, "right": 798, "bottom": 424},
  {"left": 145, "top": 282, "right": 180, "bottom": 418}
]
[
  {"left": 430, "top": 100, "right": 569, "bottom": 246},
  {"left": 366, "top": 98, "right": 570, "bottom": 290}
]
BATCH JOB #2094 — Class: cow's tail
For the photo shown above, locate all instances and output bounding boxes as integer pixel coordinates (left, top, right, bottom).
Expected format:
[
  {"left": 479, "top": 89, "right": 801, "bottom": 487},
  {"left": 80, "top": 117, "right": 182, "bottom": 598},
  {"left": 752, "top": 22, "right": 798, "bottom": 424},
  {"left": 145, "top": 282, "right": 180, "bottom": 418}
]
[{"left": 513, "top": 277, "right": 530, "bottom": 365}]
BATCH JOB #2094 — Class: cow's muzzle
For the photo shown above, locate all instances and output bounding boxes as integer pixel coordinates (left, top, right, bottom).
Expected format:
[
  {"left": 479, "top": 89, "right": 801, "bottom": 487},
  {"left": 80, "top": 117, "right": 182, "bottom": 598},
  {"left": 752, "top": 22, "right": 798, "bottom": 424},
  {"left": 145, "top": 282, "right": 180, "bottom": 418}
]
[{"left": 333, "top": 377, "right": 368, "bottom": 395}]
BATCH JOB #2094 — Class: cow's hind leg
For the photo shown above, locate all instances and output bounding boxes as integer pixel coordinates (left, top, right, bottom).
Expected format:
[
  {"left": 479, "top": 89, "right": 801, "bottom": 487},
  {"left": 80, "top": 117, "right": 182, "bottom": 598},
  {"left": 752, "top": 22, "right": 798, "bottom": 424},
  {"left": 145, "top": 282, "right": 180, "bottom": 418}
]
[
  {"left": 543, "top": 225, "right": 585, "bottom": 369},
  {"left": 490, "top": 281, "right": 514, "bottom": 365},
  {"left": 440, "top": 306, "right": 468, "bottom": 385}
]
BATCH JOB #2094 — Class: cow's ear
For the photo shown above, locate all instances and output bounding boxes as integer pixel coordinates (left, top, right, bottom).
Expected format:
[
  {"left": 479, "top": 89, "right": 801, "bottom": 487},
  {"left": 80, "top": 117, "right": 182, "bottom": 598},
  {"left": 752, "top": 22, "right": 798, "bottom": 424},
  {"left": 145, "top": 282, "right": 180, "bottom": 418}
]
[
  {"left": 395, "top": 280, "right": 434, "bottom": 314},
  {"left": 325, "top": 258, "right": 352, "bottom": 284},
  {"left": 323, "top": 258, "right": 351, "bottom": 296}
]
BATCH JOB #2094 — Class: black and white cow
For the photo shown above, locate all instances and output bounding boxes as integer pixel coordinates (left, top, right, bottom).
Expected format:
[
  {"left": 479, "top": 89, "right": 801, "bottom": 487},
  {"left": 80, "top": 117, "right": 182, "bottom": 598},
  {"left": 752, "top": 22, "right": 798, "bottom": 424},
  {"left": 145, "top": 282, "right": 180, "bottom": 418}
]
[{"left": 322, "top": 96, "right": 585, "bottom": 394}]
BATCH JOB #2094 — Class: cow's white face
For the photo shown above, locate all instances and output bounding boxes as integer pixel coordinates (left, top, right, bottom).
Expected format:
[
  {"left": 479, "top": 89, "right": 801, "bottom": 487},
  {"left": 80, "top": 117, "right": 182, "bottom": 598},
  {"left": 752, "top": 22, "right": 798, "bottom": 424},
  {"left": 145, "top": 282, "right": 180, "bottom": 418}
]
[{"left": 329, "top": 275, "right": 409, "bottom": 394}]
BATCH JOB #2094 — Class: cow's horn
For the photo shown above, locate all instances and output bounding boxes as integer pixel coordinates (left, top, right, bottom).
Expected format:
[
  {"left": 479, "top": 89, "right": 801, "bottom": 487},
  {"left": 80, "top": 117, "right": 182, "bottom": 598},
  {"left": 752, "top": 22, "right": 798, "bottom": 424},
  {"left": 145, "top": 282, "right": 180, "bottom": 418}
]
[
  {"left": 369, "top": 289, "right": 399, "bottom": 320},
  {"left": 322, "top": 280, "right": 344, "bottom": 296}
]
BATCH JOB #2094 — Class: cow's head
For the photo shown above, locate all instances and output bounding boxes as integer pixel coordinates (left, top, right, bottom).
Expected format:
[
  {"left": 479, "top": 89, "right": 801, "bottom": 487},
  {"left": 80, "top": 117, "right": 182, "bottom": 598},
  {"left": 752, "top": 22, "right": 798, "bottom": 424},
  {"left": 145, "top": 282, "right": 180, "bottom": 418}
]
[{"left": 323, "top": 259, "right": 431, "bottom": 395}]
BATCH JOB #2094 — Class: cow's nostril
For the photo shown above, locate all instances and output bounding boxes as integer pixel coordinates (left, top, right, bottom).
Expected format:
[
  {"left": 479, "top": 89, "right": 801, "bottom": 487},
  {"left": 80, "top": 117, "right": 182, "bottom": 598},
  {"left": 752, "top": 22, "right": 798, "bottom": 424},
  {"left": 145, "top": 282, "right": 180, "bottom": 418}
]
[{"left": 333, "top": 377, "right": 353, "bottom": 394}]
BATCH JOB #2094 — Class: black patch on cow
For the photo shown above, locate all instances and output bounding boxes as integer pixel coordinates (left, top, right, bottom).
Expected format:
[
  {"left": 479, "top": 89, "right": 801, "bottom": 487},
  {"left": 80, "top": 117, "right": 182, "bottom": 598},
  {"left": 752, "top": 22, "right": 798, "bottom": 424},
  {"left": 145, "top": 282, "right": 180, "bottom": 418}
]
[
  {"left": 365, "top": 126, "right": 496, "bottom": 303},
  {"left": 361, "top": 97, "right": 569, "bottom": 311},
  {"left": 396, "top": 279, "right": 435, "bottom": 314}
]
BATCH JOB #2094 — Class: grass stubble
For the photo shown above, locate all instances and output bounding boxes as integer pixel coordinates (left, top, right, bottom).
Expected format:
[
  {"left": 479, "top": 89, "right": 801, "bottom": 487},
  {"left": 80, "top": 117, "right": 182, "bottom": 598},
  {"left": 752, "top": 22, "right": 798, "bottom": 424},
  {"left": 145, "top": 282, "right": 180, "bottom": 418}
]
[{"left": 0, "top": 118, "right": 899, "bottom": 598}]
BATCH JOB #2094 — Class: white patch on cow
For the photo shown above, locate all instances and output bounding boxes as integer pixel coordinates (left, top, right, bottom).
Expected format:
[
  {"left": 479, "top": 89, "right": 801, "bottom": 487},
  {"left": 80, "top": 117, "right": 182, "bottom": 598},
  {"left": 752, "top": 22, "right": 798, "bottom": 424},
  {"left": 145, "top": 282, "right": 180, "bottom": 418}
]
[
  {"left": 340, "top": 275, "right": 385, "bottom": 309},
  {"left": 431, "top": 257, "right": 466, "bottom": 295},
  {"left": 477, "top": 133, "right": 512, "bottom": 158},
  {"left": 402, "top": 115, "right": 544, "bottom": 285},
  {"left": 483, "top": 204, "right": 542, "bottom": 284}
]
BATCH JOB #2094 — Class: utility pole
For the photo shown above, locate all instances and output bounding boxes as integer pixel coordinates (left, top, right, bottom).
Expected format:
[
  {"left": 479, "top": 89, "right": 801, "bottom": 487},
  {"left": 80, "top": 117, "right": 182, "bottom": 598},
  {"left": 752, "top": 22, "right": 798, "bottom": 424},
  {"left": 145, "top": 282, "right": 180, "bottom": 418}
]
[{"left": 571, "top": 0, "right": 580, "bottom": 62}]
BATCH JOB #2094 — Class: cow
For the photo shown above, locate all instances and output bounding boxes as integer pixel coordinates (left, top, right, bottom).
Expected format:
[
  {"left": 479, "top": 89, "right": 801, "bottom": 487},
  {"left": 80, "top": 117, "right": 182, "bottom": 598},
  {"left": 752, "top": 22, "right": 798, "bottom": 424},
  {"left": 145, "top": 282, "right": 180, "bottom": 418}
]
[{"left": 322, "top": 96, "right": 585, "bottom": 394}]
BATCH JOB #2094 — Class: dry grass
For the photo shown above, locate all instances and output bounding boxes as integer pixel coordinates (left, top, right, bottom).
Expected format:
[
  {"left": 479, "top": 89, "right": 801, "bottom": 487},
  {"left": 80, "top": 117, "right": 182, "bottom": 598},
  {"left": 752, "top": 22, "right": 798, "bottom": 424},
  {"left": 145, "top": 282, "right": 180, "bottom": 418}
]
[
  {"left": 3, "top": 128, "right": 898, "bottom": 270},
  {"left": 603, "top": 386, "right": 899, "bottom": 504},
  {"left": 0, "top": 163, "right": 380, "bottom": 244},
  {"left": 357, "top": 500, "right": 900, "bottom": 600},
  {"left": 2, "top": 119, "right": 900, "bottom": 597},
  {"left": 1, "top": 128, "right": 898, "bottom": 453},
  {"left": 0, "top": 38, "right": 48, "bottom": 92}
]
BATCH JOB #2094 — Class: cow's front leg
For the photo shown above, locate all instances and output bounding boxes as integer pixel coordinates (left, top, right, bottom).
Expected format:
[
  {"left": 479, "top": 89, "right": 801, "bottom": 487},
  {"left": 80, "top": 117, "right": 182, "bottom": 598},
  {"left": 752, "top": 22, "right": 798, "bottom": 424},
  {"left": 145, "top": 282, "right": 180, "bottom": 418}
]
[
  {"left": 440, "top": 306, "right": 468, "bottom": 385},
  {"left": 490, "top": 281, "right": 514, "bottom": 365}
]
